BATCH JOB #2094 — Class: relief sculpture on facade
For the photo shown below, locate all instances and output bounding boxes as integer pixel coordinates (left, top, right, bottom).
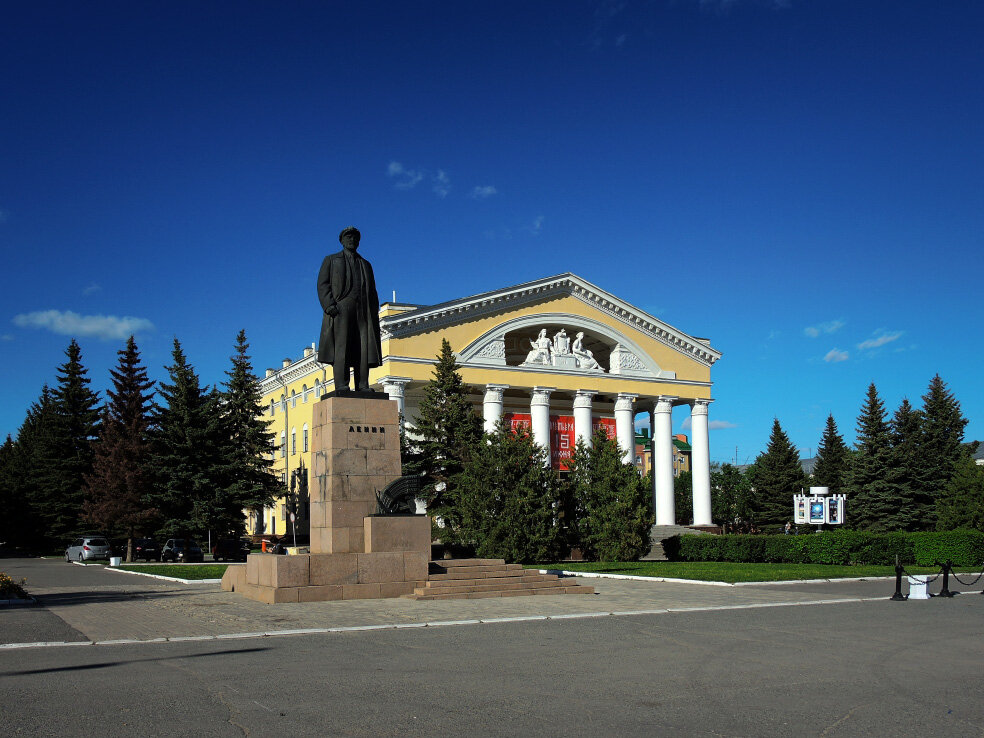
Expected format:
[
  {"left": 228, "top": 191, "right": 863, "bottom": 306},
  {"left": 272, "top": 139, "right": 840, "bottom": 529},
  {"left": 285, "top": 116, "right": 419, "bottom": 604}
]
[{"left": 521, "top": 327, "right": 606, "bottom": 372}]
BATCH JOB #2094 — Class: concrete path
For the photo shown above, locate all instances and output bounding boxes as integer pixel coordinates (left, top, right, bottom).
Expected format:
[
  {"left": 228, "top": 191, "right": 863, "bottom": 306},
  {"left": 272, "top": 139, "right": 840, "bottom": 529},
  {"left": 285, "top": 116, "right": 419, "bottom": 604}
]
[{"left": 3, "top": 557, "right": 971, "bottom": 646}]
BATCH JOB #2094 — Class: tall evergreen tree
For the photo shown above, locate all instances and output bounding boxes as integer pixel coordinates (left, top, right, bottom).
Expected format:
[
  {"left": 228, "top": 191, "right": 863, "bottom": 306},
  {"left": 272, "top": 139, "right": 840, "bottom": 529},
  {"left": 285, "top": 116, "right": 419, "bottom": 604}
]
[
  {"left": 673, "top": 470, "right": 693, "bottom": 526},
  {"left": 935, "top": 445, "right": 984, "bottom": 532},
  {"left": 40, "top": 339, "right": 101, "bottom": 544},
  {"left": 812, "top": 414, "right": 850, "bottom": 492},
  {"left": 149, "top": 339, "right": 223, "bottom": 541},
  {"left": 889, "top": 398, "right": 930, "bottom": 531},
  {"left": 82, "top": 336, "right": 156, "bottom": 560},
  {"left": 215, "top": 330, "right": 282, "bottom": 536},
  {"left": 406, "top": 338, "right": 483, "bottom": 544},
  {"left": 8, "top": 387, "right": 58, "bottom": 546},
  {"left": 848, "top": 383, "right": 901, "bottom": 530},
  {"left": 920, "top": 374, "right": 969, "bottom": 515},
  {"left": 567, "top": 430, "right": 654, "bottom": 562},
  {"left": 457, "top": 426, "right": 566, "bottom": 563},
  {"left": 748, "top": 419, "right": 806, "bottom": 528}
]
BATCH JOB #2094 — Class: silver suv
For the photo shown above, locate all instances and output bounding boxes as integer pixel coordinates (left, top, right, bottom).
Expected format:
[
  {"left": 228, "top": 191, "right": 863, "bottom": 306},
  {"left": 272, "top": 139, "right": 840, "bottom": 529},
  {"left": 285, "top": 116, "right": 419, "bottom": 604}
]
[{"left": 65, "top": 536, "right": 111, "bottom": 562}]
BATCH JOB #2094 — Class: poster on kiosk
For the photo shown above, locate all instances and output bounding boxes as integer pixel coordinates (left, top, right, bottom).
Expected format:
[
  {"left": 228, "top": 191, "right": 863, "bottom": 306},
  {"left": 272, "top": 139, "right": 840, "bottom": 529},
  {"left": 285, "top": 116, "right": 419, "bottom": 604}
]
[{"left": 793, "top": 487, "right": 846, "bottom": 527}]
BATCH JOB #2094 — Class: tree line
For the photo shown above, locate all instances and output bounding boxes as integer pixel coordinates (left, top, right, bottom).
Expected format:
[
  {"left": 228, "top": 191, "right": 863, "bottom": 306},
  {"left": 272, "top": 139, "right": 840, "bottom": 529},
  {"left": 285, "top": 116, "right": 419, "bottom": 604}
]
[
  {"left": 403, "top": 340, "right": 654, "bottom": 563},
  {"left": 0, "top": 331, "right": 282, "bottom": 559},
  {"left": 707, "top": 376, "right": 980, "bottom": 533}
]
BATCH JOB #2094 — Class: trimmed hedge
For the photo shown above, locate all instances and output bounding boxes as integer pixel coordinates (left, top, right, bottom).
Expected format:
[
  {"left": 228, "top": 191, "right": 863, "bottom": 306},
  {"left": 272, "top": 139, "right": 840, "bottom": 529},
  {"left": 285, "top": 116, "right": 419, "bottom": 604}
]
[{"left": 664, "top": 530, "right": 984, "bottom": 567}]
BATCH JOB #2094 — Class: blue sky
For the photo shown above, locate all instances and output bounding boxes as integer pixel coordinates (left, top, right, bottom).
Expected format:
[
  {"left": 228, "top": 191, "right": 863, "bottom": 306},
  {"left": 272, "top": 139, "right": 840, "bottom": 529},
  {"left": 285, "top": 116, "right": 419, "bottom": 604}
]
[{"left": 2, "top": 1, "right": 982, "bottom": 466}]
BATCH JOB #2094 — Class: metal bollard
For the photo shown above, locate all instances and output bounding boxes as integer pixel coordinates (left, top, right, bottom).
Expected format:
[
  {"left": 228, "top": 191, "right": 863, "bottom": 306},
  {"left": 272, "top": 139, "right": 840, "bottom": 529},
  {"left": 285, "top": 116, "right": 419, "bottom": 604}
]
[
  {"left": 890, "top": 556, "right": 907, "bottom": 601},
  {"left": 933, "top": 560, "right": 956, "bottom": 598}
]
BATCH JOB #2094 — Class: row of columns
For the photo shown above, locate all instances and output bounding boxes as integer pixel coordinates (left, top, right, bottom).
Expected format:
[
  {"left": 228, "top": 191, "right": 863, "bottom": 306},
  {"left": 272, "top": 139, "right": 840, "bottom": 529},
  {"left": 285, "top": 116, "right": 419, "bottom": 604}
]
[
  {"left": 482, "top": 385, "right": 713, "bottom": 527},
  {"left": 378, "top": 376, "right": 713, "bottom": 527}
]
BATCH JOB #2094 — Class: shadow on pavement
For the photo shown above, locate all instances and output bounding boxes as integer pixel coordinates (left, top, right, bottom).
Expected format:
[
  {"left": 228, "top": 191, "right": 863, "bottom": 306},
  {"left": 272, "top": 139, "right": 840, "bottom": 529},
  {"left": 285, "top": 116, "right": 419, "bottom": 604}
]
[
  {"left": 35, "top": 588, "right": 210, "bottom": 608},
  {"left": 0, "top": 646, "right": 270, "bottom": 677}
]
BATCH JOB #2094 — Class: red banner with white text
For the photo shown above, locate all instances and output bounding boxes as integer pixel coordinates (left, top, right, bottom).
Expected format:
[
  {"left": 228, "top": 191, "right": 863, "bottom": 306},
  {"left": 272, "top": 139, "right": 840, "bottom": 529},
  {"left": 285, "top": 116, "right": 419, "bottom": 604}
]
[{"left": 503, "top": 414, "right": 616, "bottom": 470}]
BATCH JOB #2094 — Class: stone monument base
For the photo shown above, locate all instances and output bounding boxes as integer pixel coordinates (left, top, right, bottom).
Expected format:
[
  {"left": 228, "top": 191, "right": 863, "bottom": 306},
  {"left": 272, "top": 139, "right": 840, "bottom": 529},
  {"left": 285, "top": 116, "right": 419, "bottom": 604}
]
[{"left": 222, "top": 515, "right": 431, "bottom": 604}]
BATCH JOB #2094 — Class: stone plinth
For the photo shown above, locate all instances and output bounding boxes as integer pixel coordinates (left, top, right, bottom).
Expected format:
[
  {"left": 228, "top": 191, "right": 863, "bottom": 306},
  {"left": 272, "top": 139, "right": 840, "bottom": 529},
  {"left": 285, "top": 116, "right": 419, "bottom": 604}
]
[{"left": 226, "top": 394, "right": 431, "bottom": 604}]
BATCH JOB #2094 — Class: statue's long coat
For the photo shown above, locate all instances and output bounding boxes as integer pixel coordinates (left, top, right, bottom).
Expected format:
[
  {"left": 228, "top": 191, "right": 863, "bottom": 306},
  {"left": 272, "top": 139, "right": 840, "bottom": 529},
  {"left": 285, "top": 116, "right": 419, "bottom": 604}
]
[{"left": 316, "top": 249, "right": 382, "bottom": 367}]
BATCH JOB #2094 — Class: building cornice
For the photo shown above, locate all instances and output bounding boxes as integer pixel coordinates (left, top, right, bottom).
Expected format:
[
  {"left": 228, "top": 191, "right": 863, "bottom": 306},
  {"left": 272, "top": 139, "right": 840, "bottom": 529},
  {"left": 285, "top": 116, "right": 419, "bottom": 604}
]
[{"left": 379, "top": 273, "right": 721, "bottom": 367}]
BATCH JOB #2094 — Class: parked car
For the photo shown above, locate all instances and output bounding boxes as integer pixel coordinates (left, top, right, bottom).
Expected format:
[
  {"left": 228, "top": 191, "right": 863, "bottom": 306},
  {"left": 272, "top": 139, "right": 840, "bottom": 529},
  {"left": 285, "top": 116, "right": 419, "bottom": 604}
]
[
  {"left": 212, "top": 538, "right": 250, "bottom": 562},
  {"left": 272, "top": 534, "right": 310, "bottom": 555},
  {"left": 160, "top": 538, "right": 204, "bottom": 563},
  {"left": 131, "top": 538, "right": 160, "bottom": 562},
  {"left": 65, "top": 536, "right": 111, "bottom": 562}
]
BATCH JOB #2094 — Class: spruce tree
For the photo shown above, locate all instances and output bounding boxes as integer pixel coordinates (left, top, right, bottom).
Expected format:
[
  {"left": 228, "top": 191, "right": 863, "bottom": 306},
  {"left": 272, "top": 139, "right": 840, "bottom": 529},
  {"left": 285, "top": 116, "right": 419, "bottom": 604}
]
[
  {"left": 812, "top": 414, "right": 850, "bottom": 492},
  {"left": 215, "top": 330, "right": 282, "bottom": 536},
  {"left": 456, "top": 425, "right": 566, "bottom": 563},
  {"left": 82, "top": 336, "right": 156, "bottom": 560},
  {"left": 9, "top": 387, "right": 58, "bottom": 546},
  {"left": 848, "top": 383, "right": 900, "bottom": 530},
  {"left": 935, "top": 446, "right": 984, "bottom": 532},
  {"left": 920, "top": 374, "right": 969, "bottom": 513},
  {"left": 748, "top": 419, "right": 806, "bottom": 528},
  {"left": 567, "top": 430, "right": 654, "bottom": 562},
  {"left": 889, "top": 398, "right": 930, "bottom": 531},
  {"left": 149, "top": 339, "right": 223, "bottom": 541},
  {"left": 41, "top": 340, "right": 101, "bottom": 545},
  {"left": 407, "top": 338, "right": 483, "bottom": 544}
]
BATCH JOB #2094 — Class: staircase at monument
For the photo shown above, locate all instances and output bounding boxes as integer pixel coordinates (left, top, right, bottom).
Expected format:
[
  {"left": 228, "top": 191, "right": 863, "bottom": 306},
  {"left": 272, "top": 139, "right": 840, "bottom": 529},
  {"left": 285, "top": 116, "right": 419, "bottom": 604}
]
[
  {"left": 403, "top": 559, "right": 594, "bottom": 600},
  {"left": 642, "top": 524, "right": 714, "bottom": 561}
]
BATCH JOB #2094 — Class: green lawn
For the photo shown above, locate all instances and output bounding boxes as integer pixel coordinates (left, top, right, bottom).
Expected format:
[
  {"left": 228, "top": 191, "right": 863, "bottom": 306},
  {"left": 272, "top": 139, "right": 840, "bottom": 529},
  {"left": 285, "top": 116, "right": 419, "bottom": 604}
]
[
  {"left": 525, "top": 561, "right": 968, "bottom": 583},
  {"left": 116, "top": 564, "right": 229, "bottom": 580}
]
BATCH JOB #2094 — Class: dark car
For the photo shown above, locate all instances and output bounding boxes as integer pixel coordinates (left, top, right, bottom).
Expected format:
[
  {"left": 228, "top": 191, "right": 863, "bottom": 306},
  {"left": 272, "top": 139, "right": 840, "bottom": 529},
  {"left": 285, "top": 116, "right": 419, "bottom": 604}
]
[
  {"left": 212, "top": 538, "right": 250, "bottom": 562},
  {"left": 131, "top": 538, "right": 160, "bottom": 561},
  {"left": 160, "top": 538, "right": 204, "bottom": 563}
]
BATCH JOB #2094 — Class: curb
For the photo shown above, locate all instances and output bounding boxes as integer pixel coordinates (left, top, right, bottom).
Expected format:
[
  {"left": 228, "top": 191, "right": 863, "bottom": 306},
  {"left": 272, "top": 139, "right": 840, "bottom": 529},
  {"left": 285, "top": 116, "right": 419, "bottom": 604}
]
[
  {"left": 0, "top": 596, "right": 886, "bottom": 650},
  {"left": 105, "top": 567, "right": 222, "bottom": 585},
  {"left": 0, "top": 596, "right": 37, "bottom": 608}
]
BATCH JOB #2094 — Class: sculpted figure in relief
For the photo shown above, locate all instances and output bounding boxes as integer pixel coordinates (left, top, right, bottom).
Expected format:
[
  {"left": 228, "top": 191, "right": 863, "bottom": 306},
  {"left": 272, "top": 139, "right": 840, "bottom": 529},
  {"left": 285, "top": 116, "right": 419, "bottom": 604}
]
[
  {"left": 572, "top": 332, "right": 603, "bottom": 371},
  {"left": 524, "top": 329, "right": 552, "bottom": 365},
  {"left": 553, "top": 329, "right": 570, "bottom": 355}
]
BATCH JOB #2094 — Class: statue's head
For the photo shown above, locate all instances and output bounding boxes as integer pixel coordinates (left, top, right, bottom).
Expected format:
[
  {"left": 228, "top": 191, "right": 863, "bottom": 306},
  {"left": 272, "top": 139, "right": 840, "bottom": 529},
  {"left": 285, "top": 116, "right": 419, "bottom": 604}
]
[{"left": 339, "top": 226, "right": 361, "bottom": 251}]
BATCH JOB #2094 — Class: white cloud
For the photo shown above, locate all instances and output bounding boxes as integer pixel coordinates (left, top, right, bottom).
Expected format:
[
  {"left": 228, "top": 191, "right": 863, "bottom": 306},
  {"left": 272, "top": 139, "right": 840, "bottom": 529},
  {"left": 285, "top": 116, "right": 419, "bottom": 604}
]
[
  {"left": 1, "top": 333, "right": 13, "bottom": 341},
  {"left": 804, "top": 320, "right": 844, "bottom": 338},
  {"left": 857, "top": 331, "right": 903, "bottom": 351},
  {"left": 709, "top": 420, "right": 738, "bottom": 430},
  {"left": 82, "top": 282, "right": 101, "bottom": 296},
  {"left": 525, "top": 215, "right": 545, "bottom": 235},
  {"left": 824, "top": 348, "right": 849, "bottom": 363},
  {"left": 470, "top": 185, "right": 497, "bottom": 199},
  {"left": 387, "top": 161, "right": 424, "bottom": 190},
  {"left": 12, "top": 310, "right": 155, "bottom": 340},
  {"left": 432, "top": 170, "right": 451, "bottom": 198}
]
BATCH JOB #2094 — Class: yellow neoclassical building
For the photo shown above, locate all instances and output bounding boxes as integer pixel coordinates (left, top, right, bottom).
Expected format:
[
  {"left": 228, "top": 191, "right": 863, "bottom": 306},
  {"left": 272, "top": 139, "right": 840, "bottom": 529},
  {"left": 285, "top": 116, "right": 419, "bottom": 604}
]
[{"left": 251, "top": 273, "right": 720, "bottom": 538}]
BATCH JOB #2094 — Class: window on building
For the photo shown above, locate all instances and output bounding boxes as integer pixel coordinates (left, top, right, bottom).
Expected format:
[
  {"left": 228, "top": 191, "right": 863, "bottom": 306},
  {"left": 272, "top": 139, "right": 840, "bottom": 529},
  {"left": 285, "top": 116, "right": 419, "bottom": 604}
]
[
  {"left": 314, "top": 379, "right": 320, "bottom": 397},
  {"left": 291, "top": 428, "right": 297, "bottom": 455},
  {"left": 291, "top": 390, "right": 297, "bottom": 408},
  {"left": 281, "top": 504, "right": 287, "bottom": 522},
  {"left": 280, "top": 431, "right": 286, "bottom": 458},
  {"left": 280, "top": 395, "right": 286, "bottom": 412},
  {"left": 303, "top": 425, "right": 309, "bottom": 453},
  {"left": 270, "top": 400, "right": 276, "bottom": 415},
  {"left": 302, "top": 384, "right": 308, "bottom": 402}
]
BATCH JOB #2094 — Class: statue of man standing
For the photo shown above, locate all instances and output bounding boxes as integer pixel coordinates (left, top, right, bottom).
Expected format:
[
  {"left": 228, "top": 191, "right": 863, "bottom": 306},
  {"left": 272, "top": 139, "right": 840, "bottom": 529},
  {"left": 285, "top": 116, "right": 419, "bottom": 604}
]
[{"left": 317, "top": 227, "right": 382, "bottom": 393}]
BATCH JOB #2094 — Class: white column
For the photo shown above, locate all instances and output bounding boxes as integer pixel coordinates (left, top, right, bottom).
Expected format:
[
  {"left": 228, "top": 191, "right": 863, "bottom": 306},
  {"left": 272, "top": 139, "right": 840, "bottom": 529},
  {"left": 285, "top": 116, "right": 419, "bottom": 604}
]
[
  {"left": 483, "top": 384, "right": 509, "bottom": 434},
  {"left": 652, "top": 396, "right": 677, "bottom": 525},
  {"left": 573, "top": 390, "right": 597, "bottom": 448},
  {"left": 690, "top": 399, "right": 713, "bottom": 526},
  {"left": 379, "top": 377, "right": 411, "bottom": 427},
  {"left": 614, "top": 393, "right": 638, "bottom": 465},
  {"left": 530, "top": 387, "right": 554, "bottom": 459}
]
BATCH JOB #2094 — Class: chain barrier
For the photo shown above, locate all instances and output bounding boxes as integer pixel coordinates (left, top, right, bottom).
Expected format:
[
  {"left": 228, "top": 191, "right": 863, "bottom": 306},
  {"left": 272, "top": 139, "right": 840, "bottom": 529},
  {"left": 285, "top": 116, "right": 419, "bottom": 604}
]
[
  {"left": 890, "top": 558, "right": 984, "bottom": 600},
  {"left": 950, "top": 564, "right": 984, "bottom": 587}
]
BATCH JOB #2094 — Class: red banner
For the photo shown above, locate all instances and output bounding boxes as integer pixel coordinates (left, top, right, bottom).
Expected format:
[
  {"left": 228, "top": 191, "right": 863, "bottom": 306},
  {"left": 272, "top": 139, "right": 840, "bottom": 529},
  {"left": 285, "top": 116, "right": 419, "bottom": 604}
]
[{"left": 503, "top": 414, "right": 616, "bottom": 470}]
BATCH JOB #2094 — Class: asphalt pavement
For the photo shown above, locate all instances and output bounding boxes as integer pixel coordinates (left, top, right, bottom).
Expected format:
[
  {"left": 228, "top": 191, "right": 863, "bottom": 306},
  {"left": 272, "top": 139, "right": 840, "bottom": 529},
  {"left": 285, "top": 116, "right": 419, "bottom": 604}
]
[{"left": 2, "top": 557, "right": 982, "bottom": 736}]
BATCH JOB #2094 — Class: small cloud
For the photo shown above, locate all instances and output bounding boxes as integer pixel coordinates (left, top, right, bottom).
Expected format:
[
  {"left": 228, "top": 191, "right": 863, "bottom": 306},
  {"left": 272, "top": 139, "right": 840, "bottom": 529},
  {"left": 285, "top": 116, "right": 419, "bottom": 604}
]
[
  {"left": 709, "top": 420, "right": 738, "bottom": 430},
  {"left": 857, "top": 330, "right": 903, "bottom": 351},
  {"left": 804, "top": 320, "right": 844, "bottom": 338},
  {"left": 432, "top": 170, "right": 451, "bottom": 198},
  {"left": 470, "top": 185, "right": 497, "bottom": 200},
  {"left": 824, "top": 348, "right": 849, "bottom": 363},
  {"left": 12, "top": 310, "right": 155, "bottom": 341},
  {"left": 387, "top": 161, "right": 424, "bottom": 190},
  {"left": 767, "top": 330, "right": 780, "bottom": 340},
  {"left": 525, "top": 216, "right": 545, "bottom": 235},
  {"left": 1, "top": 333, "right": 13, "bottom": 341},
  {"left": 82, "top": 282, "right": 101, "bottom": 296}
]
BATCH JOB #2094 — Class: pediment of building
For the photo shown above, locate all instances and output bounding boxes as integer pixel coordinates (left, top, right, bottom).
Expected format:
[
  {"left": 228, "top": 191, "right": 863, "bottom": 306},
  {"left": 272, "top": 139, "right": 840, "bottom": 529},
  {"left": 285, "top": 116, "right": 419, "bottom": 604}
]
[{"left": 380, "top": 273, "right": 720, "bottom": 371}]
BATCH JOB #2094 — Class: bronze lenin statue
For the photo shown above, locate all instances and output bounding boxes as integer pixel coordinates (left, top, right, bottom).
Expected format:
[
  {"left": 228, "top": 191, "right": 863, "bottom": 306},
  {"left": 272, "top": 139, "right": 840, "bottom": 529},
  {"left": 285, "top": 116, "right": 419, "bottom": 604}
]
[{"left": 317, "top": 227, "right": 382, "bottom": 392}]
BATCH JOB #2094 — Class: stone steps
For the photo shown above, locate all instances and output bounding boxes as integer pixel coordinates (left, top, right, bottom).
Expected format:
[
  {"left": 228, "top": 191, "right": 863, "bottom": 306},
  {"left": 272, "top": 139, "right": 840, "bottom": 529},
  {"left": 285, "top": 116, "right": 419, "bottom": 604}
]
[
  {"left": 641, "top": 524, "right": 715, "bottom": 561},
  {"left": 403, "top": 559, "right": 594, "bottom": 600}
]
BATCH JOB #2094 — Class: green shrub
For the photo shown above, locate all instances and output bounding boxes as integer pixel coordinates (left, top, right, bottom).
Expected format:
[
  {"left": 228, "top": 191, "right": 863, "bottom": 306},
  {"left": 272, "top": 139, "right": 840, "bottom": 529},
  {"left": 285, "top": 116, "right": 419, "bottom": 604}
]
[{"left": 666, "top": 530, "right": 984, "bottom": 567}]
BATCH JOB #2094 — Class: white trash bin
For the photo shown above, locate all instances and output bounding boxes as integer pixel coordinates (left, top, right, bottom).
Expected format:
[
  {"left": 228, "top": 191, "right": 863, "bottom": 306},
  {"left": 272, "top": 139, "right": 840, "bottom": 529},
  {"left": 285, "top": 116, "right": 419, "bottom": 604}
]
[
  {"left": 908, "top": 574, "right": 930, "bottom": 600},
  {"left": 109, "top": 556, "right": 122, "bottom": 567}
]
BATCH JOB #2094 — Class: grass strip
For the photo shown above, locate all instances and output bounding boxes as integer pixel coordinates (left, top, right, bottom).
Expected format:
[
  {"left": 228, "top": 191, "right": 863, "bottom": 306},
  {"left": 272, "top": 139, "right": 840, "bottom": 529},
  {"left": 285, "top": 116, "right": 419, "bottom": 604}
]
[
  {"left": 117, "top": 564, "right": 229, "bottom": 580},
  {"left": 525, "top": 561, "right": 971, "bottom": 583}
]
